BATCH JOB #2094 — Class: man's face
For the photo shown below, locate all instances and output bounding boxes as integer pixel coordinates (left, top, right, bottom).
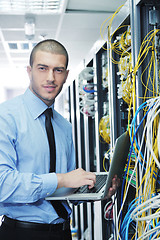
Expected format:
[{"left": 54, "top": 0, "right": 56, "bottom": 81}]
[{"left": 27, "top": 50, "right": 69, "bottom": 106}]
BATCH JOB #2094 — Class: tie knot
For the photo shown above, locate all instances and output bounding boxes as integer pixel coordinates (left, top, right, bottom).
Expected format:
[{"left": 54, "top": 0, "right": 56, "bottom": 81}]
[{"left": 44, "top": 108, "right": 53, "bottom": 119}]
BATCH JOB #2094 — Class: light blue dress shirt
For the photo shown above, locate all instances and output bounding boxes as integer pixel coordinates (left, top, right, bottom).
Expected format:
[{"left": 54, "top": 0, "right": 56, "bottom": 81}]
[{"left": 0, "top": 88, "right": 76, "bottom": 224}]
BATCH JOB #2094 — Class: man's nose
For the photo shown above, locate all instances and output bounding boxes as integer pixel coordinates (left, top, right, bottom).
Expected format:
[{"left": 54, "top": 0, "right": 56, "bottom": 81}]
[{"left": 47, "top": 69, "right": 55, "bottom": 81}]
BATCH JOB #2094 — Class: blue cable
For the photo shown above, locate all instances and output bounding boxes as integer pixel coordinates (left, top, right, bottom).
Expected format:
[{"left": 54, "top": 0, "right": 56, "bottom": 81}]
[
  {"left": 149, "top": 218, "right": 160, "bottom": 239},
  {"left": 83, "top": 85, "right": 96, "bottom": 93},
  {"left": 118, "top": 98, "right": 160, "bottom": 239},
  {"left": 120, "top": 198, "right": 138, "bottom": 239},
  {"left": 130, "top": 101, "right": 147, "bottom": 160},
  {"left": 130, "top": 101, "right": 159, "bottom": 181},
  {"left": 120, "top": 101, "right": 156, "bottom": 233}
]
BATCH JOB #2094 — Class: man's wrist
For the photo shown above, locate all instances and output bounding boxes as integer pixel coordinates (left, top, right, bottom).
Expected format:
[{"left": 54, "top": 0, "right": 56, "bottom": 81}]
[
  {"left": 56, "top": 173, "right": 65, "bottom": 189},
  {"left": 40, "top": 173, "right": 58, "bottom": 197}
]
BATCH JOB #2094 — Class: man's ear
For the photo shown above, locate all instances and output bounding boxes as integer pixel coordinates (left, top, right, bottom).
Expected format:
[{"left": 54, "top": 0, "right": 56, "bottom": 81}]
[
  {"left": 26, "top": 66, "right": 32, "bottom": 78},
  {"left": 64, "top": 70, "right": 69, "bottom": 83}
]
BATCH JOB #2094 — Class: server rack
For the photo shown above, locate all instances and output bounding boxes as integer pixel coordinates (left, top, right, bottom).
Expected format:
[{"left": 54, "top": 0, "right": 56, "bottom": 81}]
[
  {"left": 69, "top": 68, "right": 96, "bottom": 239},
  {"left": 95, "top": 45, "right": 114, "bottom": 240},
  {"left": 60, "top": 2, "right": 133, "bottom": 239},
  {"left": 56, "top": 1, "right": 160, "bottom": 239},
  {"left": 106, "top": 4, "right": 136, "bottom": 239}
]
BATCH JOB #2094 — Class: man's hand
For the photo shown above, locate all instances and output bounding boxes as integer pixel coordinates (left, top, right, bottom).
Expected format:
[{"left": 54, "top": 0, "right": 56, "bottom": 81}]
[
  {"left": 107, "top": 175, "right": 120, "bottom": 199},
  {"left": 56, "top": 168, "right": 96, "bottom": 189},
  {"left": 57, "top": 170, "right": 120, "bottom": 200}
]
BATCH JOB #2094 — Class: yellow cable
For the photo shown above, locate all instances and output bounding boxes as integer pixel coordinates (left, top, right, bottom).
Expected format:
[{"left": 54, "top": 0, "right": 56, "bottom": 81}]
[
  {"left": 99, "top": 115, "right": 110, "bottom": 144},
  {"left": 103, "top": 149, "right": 110, "bottom": 172}
]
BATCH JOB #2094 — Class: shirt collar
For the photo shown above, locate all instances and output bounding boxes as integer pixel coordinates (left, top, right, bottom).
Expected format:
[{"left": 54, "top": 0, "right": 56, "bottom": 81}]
[{"left": 23, "top": 88, "right": 54, "bottom": 119}]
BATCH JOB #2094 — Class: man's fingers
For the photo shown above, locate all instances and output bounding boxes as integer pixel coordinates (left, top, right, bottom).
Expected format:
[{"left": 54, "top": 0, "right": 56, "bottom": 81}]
[
  {"left": 106, "top": 175, "right": 121, "bottom": 199},
  {"left": 86, "top": 172, "right": 96, "bottom": 189},
  {"left": 58, "top": 168, "right": 96, "bottom": 189},
  {"left": 112, "top": 175, "right": 121, "bottom": 188}
]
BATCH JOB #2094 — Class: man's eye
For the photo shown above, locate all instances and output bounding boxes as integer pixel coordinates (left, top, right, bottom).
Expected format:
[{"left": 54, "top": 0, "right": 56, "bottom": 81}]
[
  {"left": 55, "top": 68, "right": 63, "bottom": 73},
  {"left": 39, "top": 67, "right": 46, "bottom": 71},
  {"left": 54, "top": 68, "right": 65, "bottom": 74}
]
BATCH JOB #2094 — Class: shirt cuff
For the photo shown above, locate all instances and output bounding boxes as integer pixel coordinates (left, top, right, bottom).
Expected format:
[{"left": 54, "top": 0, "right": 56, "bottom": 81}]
[{"left": 39, "top": 173, "right": 58, "bottom": 198}]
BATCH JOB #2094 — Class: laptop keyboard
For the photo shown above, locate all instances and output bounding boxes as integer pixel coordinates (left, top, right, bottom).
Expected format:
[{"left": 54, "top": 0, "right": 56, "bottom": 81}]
[{"left": 74, "top": 174, "right": 108, "bottom": 194}]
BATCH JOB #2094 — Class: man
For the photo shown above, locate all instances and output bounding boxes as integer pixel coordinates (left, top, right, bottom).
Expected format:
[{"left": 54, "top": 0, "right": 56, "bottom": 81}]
[{"left": 0, "top": 39, "right": 119, "bottom": 240}]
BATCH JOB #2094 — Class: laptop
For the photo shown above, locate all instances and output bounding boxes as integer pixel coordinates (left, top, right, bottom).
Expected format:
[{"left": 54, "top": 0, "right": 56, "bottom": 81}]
[{"left": 45, "top": 131, "right": 130, "bottom": 201}]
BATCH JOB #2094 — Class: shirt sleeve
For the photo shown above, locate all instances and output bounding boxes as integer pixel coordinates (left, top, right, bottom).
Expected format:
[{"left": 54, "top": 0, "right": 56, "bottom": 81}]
[
  {"left": 0, "top": 112, "right": 57, "bottom": 204},
  {"left": 67, "top": 133, "right": 76, "bottom": 172}
]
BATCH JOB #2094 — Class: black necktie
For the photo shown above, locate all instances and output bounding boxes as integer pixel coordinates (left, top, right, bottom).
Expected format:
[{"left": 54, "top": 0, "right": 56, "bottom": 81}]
[{"left": 44, "top": 108, "right": 68, "bottom": 220}]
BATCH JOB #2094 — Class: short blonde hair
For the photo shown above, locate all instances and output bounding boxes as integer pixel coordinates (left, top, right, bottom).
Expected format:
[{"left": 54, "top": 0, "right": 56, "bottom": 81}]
[{"left": 29, "top": 39, "right": 69, "bottom": 68}]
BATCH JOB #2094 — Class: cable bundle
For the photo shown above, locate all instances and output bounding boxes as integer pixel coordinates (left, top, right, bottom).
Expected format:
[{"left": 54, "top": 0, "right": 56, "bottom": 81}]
[
  {"left": 117, "top": 97, "right": 160, "bottom": 239},
  {"left": 78, "top": 67, "right": 97, "bottom": 117},
  {"left": 100, "top": 6, "right": 160, "bottom": 240},
  {"left": 99, "top": 115, "right": 110, "bottom": 144},
  {"left": 117, "top": 35, "right": 133, "bottom": 105},
  {"left": 132, "top": 29, "right": 160, "bottom": 104},
  {"left": 102, "top": 66, "right": 109, "bottom": 89},
  {"left": 101, "top": 14, "right": 133, "bottom": 106}
]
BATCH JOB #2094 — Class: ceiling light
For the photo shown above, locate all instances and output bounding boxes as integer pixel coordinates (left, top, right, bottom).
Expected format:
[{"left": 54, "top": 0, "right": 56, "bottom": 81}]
[
  {"left": 25, "top": 14, "right": 35, "bottom": 40},
  {"left": 0, "top": 0, "right": 63, "bottom": 14}
]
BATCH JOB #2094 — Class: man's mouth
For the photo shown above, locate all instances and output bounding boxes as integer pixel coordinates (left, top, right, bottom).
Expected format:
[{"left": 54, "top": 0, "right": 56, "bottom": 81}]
[{"left": 44, "top": 85, "right": 56, "bottom": 91}]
